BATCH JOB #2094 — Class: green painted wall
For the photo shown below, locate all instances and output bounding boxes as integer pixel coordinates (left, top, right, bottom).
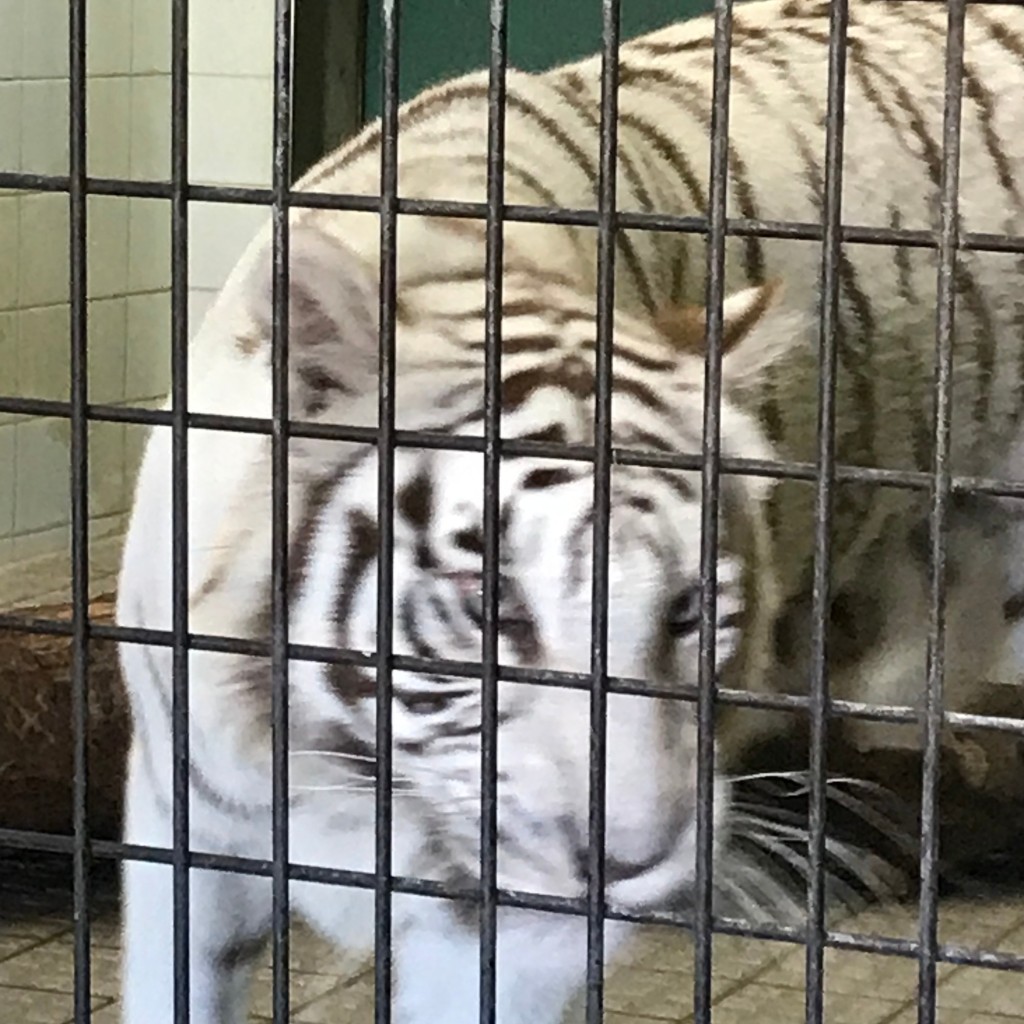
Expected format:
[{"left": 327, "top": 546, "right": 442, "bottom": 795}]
[{"left": 362, "top": 0, "right": 715, "bottom": 121}]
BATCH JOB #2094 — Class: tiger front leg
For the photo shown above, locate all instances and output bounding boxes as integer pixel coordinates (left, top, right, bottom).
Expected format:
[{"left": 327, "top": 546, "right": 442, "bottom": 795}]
[
  {"left": 120, "top": 740, "right": 272, "bottom": 1024},
  {"left": 393, "top": 894, "right": 633, "bottom": 1024}
]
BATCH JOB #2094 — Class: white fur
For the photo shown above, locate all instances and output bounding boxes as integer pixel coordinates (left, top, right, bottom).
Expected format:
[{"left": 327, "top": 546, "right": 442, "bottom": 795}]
[
  {"left": 117, "top": 260, "right": 754, "bottom": 1024},
  {"left": 117, "top": 0, "right": 1024, "bottom": 1020}
]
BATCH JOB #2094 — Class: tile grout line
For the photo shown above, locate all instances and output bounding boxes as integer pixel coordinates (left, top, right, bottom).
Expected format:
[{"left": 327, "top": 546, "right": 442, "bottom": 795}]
[{"left": 0, "top": 927, "right": 75, "bottom": 965}]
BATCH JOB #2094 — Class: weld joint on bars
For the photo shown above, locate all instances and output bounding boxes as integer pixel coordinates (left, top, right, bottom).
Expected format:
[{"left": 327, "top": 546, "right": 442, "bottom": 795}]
[{"left": 4, "top": 169, "right": 1024, "bottom": 254}]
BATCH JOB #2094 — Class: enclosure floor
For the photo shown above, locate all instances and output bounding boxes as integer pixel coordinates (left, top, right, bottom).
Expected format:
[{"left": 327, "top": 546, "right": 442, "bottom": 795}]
[{"left": 5, "top": 888, "right": 1024, "bottom": 1023}]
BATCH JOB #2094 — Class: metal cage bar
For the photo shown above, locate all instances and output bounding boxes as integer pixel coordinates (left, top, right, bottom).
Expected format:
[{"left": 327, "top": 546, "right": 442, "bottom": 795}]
[
  {"left": 12, "top": 391, "right": 1024, "bottom": 503},
  {"left": 6, "top": 812, "right": 1024, "bottom": 970},
  {"left": 17, "top": 392, "right": 1024, "bottom": 498},
  {"left": 693, "top": 0, "right": 734, "bottom": 1018},
  {"left": 269, "top": 1, "right": 296, "bottom": 1021},
  {"left": 168, "top": 0, "right": 192, "bottom": 1020},
  {"left": 3, "top": 2, "right": 1024, "bottom": 1024},
  {"left": 14, "top": 166, "right": 1024, "bottom": 254},
  {"left": 480, "top": 1, "right": 509, "bottom": 1020},
  {"left": 9, "top": 604, "right": 1024, "bottom": 731},
  {"left": 804, "top": 1, "right": 849, "bottom": 1020},
  {"left": 68, "top": 0, "right": 92, "bottom": 1021},
  {"left": 586, "top": 1, "right": 622, "bottom": 1019},
  {"left": 917, "top": 3, "right": 968, "bottom": 1023},
  {"left": 374, "top": 2, "right": 401, "bottom": 1021}
]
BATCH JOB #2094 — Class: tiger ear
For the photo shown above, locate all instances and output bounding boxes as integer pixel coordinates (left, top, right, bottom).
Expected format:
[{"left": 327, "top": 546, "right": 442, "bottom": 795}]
[
  {"left": 242, "top": 222, "right": 380, "bottom": 417},
  {"left": 656, "top": 281, "right": 807, "bottom": 388}
]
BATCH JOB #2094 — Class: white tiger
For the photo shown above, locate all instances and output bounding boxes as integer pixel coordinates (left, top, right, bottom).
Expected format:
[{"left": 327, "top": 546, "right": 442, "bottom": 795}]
[{"left": 116, "top": 1, "right": 1024, "bottom": 1021}]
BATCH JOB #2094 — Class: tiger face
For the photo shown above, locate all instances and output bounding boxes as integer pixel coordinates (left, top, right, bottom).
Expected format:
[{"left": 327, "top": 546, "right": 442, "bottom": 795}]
[{"left": 230, "top": 220, "right": 806, "bottom": 912}]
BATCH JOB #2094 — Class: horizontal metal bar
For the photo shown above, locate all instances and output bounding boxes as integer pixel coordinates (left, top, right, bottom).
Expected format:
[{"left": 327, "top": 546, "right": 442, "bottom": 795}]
[
  {"left": 6, "top": 396, "right": 1024, "bottom": 504},
  {"left": 1, "top": 825, "right": 1023, "bottom": 975},
  {"left": 2, "top": 170, "right": 1024, "bottom": 256},
  {"left": 2, "top": 610, "right": 1022, "bottom": 735}
]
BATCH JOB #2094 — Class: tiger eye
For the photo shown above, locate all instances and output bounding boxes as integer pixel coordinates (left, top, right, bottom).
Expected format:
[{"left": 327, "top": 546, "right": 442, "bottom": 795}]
[{"left": 666, "top": 585, "right": 702, "bottom": 638}]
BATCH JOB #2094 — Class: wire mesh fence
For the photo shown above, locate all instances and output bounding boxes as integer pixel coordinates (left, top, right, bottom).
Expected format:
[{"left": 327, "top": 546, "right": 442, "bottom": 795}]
[{"left": 4, "top": 1, "right": 1024, "bottom": 1023}]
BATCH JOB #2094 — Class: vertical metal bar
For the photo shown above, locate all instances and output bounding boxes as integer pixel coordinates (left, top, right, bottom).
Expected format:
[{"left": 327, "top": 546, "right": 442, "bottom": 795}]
[
  {"left": 270, "top": 1, "right": 294, "bottom": 1022},
  {"left": 169, "top": 0, "right": 191, "bottom": 1019},
  {"left": 68, "top": 0, "right": 91, "bottom": 1019},
  {"left": 805, "top": 2, "right": 849, "bottom": 1021},
  {"left": 918, "top": 2, "right": 966, "bottom": 1022},
  {"left": 587, "top": 1, "right": 620, "bottom": 1020},
  {"left": 480, "top": 1, "right": 508, "bottom": 1021},
  {"left": 694, "top": 0, "right": 734, "bottom": 1020},
  {"left": 375, "top": 2, "right": 400, "bottom": 1021}
]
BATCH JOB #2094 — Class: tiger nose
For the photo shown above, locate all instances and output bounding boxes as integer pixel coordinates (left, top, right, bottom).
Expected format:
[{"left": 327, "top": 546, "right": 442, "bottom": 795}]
[
  {"left": 574, "top": 848, "right": 666, "bottom": 886},
  {"left": 607, "top": 855, "right": 659, "bottom": 886},
  {"left": 576, "top": 849, "right": 695, "bottom": 911}
]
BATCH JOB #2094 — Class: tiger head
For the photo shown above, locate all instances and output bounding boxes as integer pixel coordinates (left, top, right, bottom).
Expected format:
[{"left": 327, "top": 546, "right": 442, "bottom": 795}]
[{"left": 204, "top": 218, "right": 808, "bottom": 915}]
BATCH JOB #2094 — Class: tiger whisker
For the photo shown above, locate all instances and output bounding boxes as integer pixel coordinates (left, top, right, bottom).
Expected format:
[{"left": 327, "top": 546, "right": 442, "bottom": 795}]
[
  {"left": 735, "top": 774, "right": 917, "bottom": 860},
  {"left": 739, "top": 772, "right": 898, "bottom": 801},
  {"left": 731, "top": 799, "right": 809, "bottom": 828},
  {"left": 814, "top": 786, "right": 918, "bottom": 860},
  {"left": 729, "top": 813, "right": 815, "bottom": 844},
  {"left": 290, "top": 783, "right": 418, "bottom": 794},
  {"left": 718, "top": 850, "right": 804, "bottom": 924},
  {"left": 731, "top": 811, "right": 905, "bottom": 905},
  {"left": 289, "top": 748, "right": 457, "bottom": 790},
  {"left": 727, "top": 769, "right": 814, "bottom": 785},
  {"left": 736, "top": 826, "right": 868, "bottom": 913},
  {"left": 712, "top": 867, "right": 771, "bottom": 924},
  {"left": 290, "top": 749, "right": 379, "bottom": 762},
  {"left": 289, "top": 748, "right": 454, "bottom": 780}
]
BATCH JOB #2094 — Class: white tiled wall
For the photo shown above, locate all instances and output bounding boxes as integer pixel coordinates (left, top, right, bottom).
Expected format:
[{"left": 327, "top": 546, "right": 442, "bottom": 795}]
[
  {"left": 1, "top": 0, "right": 278, "bottom": 610},
  {"left": 186, "top": 0, "right": 277, "bottom": 352}
]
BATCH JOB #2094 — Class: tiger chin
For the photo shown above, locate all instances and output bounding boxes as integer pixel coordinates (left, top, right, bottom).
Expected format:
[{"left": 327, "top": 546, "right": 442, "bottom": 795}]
[{"left": 116, "top": 0, "right": 1024, "bottom": 1020}]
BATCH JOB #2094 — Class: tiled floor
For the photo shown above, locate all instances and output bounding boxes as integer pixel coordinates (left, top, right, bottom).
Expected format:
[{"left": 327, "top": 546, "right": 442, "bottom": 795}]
[{"left": 5, "top": 862, "right": 1024, "bottom": 1023}]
